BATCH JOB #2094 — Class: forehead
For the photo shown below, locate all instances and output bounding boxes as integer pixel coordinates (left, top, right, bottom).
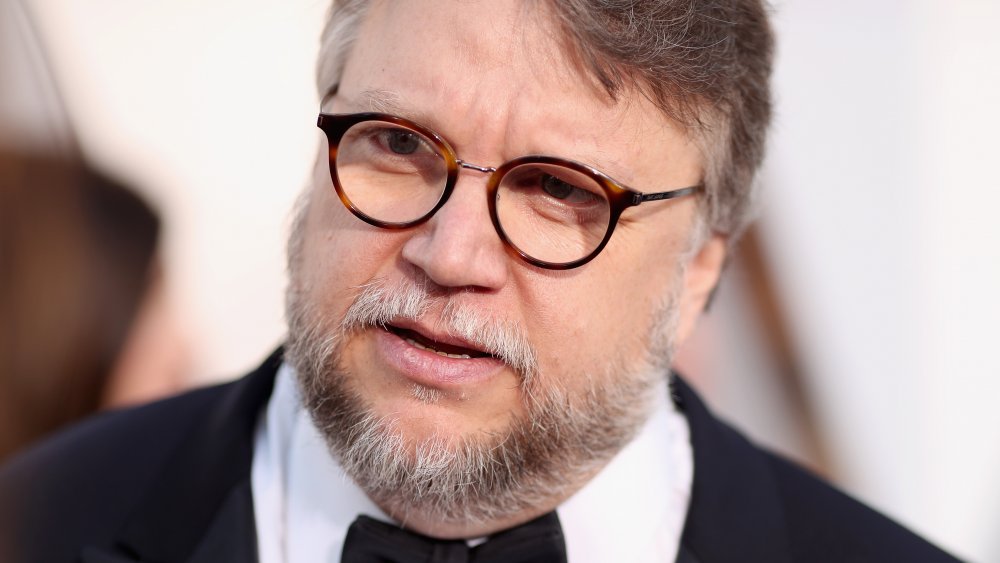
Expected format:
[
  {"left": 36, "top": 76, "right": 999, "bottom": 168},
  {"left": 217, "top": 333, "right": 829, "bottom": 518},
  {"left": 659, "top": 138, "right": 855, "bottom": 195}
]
[
  {"left": 328, "top": 0, "right": 701, "bottom": 185},
  {"left": 339, "top": 1, "right": 575, "bottom": 90}
]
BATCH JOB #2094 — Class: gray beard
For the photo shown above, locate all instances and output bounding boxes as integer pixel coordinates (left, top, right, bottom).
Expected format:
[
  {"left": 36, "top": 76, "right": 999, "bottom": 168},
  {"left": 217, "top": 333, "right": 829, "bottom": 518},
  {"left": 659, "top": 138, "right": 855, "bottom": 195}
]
[{"left": 285, "top": 272, "right": 681, "bottom": 528}]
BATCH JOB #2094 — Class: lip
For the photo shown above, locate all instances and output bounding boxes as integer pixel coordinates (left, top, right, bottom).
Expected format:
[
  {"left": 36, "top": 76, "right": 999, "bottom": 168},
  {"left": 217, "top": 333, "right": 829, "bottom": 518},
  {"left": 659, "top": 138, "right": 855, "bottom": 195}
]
[
  {"left": 373, "top": 323, "right": 507, "bottom": 389},
  {"left": 386, "top": 325, "right": 491, "bottom": 358},
  {"left": 385, "top": 318, "right": 490, "bottom": 356}
]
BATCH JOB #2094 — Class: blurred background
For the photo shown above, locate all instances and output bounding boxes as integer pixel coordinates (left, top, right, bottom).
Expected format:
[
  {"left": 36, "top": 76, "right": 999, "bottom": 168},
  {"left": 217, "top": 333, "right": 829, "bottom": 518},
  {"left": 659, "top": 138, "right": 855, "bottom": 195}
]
[{"left": 1, "top": 0, "right": 998, "bottom": 560}]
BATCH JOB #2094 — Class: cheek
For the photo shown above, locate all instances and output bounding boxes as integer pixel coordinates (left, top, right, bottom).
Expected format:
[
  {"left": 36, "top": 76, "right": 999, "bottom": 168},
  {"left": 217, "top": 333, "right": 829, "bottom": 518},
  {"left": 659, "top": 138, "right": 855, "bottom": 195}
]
[
  {"left": 518, "top": 278, "right": 648, "bottom": 382},
  {"left": 297, "top": 194, "right": 406, "bottom": 316},
  {"left": 521, "top": 237, "right": 682, "bottom": 381}
]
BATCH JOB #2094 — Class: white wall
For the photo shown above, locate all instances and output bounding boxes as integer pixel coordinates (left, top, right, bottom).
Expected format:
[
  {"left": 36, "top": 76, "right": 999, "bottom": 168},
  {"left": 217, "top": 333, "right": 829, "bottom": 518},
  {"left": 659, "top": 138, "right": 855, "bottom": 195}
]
[
  {"left": 763, "top": 1, "right": 1000, "bottom": 559},
  {"left": 14, "top": 0, "right": 1000, "bottom": 560},
  {"left": 27, "top": 0, "right": 328, "bottom": 381}
]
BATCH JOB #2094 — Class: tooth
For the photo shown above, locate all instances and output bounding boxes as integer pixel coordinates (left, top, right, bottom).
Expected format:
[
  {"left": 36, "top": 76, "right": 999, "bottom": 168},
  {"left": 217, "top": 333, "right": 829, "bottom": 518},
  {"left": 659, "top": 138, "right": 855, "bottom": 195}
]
[
  {"left": 404, "top": 336, "right": 473, "bottom": 359},
  {"left": 438, "top": 352, "right": 472, "bottom": 359}
]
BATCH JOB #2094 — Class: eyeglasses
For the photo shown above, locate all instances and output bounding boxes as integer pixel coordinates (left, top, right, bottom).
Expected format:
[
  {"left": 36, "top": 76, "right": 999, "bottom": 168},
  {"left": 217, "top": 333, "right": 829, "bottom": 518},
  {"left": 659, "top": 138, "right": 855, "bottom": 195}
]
[{"left": 316, "top": 112, "right": 701, "bottom": 270}]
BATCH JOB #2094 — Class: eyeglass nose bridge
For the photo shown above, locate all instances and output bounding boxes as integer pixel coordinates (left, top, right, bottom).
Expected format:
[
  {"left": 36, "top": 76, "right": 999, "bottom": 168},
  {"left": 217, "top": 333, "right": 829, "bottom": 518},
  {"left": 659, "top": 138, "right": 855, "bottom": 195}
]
[{"left": 456, "top": 159, "right": 497, "bottom": 175}]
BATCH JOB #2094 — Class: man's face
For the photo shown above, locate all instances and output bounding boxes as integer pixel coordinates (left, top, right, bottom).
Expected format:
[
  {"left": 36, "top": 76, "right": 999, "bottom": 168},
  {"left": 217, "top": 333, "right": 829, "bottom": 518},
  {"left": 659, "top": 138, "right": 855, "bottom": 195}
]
[{"left": 287, "top": 0, "right": 724, "bottom": 531}]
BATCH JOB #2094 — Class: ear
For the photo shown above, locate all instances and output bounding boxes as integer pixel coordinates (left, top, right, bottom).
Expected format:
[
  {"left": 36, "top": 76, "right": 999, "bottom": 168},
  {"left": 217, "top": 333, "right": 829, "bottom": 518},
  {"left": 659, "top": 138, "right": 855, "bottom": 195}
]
[{"left": 674, "top": 234, "right": 727, "bottom": 347}]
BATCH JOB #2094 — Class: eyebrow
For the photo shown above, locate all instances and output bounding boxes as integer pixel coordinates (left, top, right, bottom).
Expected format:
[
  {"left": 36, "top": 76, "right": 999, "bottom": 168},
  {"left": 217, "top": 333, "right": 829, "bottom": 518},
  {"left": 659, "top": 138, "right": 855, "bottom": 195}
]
[
  {"left": 360, "top": 89, "right": 405, "bottom": 114},
  {"left": 324, "top": 85, "right": 410, "bottom": 116},
  {"left": 322, "top": 86, "right": 636, "bottom": 185}
]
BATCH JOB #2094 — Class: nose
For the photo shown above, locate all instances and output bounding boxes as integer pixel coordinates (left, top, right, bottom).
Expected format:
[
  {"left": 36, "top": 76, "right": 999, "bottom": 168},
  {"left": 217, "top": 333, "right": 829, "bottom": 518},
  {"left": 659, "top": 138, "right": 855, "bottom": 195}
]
[{"left": 400, "top": 168, "right": 510, "bottom": 291}]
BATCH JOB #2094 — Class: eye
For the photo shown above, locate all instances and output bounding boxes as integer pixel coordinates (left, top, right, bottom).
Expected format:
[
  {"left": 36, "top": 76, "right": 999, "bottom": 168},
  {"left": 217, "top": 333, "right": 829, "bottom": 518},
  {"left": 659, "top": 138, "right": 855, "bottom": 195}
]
[
  {"left": 383, "top": 129, "right": 422, "bottom": 155},
  {"left": 540, "top": 174, "right": 600, "bottom": 204},
  {"left": 541, "top": 175, "right": 573, "bottom": 198}
]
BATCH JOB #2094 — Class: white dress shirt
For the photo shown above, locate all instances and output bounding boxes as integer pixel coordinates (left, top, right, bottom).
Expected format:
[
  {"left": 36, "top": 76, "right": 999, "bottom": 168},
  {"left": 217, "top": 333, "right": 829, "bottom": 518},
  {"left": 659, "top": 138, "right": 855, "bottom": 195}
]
[{"left": 251, "top": 363, "right": 693, "bottom": 562}]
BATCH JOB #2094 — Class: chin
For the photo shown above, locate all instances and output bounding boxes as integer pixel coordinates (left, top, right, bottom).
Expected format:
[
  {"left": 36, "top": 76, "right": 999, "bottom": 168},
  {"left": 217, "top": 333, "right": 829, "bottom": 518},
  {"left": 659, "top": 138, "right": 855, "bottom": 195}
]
[{"left": 360, "top": 379, "right": 525, "bottom": 451}]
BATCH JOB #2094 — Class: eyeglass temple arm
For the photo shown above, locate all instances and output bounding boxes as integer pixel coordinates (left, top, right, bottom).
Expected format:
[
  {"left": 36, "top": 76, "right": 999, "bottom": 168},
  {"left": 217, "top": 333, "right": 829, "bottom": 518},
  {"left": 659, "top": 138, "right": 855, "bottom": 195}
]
[{"left": 631, "top": 184, "right": 702, "bottom": 206}]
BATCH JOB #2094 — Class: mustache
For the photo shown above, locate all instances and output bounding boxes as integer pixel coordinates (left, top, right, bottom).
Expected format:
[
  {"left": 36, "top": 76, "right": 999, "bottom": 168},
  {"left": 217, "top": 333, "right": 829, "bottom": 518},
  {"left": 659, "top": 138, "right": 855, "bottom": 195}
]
[{"left": 341, "top": 278, "right": 538, "bottom": 381}]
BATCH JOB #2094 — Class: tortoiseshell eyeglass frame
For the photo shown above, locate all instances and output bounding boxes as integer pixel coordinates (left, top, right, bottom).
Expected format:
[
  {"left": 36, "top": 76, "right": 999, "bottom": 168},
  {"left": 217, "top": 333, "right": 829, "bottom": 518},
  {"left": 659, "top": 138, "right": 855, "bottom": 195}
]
[{"left": 316, "top": 111, "right": 702, "bottom": 270}]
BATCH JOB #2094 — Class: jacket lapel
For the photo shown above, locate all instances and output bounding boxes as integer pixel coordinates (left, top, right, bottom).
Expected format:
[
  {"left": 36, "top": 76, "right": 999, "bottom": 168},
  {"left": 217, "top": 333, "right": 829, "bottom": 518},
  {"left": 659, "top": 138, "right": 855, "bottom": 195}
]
[
  {"left": 671, "top": 375, "right": 794, "bottom": 563},
  {"left": 87, "top": 349, "right": 283, "bottom": 563},
  {"left": 185, "top": 480, "right": 259, "bottom": 563},
  {"left": 79, "top": 547, "right": 140, "bottom": 563},
  {"left": 78, "top": 481, "right": 258, "bottom": 563},
  {"left": 674, "top": 544, "right": 704, "bottom": 563}
]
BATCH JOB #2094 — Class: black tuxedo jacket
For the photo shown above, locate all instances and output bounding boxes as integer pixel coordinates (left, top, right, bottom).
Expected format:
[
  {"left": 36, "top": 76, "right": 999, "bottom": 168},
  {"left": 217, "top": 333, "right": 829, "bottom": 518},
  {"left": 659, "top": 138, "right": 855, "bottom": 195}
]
[{"left": 0, "top": 349, "right": 960, "bottom": 562}]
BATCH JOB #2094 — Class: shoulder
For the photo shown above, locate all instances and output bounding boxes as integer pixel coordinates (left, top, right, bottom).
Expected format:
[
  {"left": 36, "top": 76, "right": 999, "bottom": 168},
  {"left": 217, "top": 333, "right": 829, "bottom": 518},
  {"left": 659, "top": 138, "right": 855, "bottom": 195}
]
[
  {"left": 0, "top": 346, "right": 283, "bottom": 563},
  {"left": 0, "top": 380, "right": 239, "bottom": 561},
  {"left": 763, "top": 451, "right": 959, "bottom": 562},
  {"left": 672, "top": 375, "right": 960, "bottom": 562}
]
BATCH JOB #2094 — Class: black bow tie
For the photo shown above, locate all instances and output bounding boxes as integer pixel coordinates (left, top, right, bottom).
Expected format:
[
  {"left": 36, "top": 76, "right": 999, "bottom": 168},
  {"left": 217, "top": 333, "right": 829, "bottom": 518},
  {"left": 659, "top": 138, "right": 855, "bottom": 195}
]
[{"left": 341, "top": 512, "right": 568, "bottom": 563}]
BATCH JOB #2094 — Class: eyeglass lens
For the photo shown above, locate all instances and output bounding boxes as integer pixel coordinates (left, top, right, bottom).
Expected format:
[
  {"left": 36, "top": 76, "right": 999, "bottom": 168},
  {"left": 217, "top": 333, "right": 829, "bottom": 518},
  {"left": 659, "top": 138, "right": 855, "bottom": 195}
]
[
  {"left": 336, "top": 120, "right": 448, "bottom": 224},
  {"left": 334, "top": 119, "right": 614, "bottom": 266}
]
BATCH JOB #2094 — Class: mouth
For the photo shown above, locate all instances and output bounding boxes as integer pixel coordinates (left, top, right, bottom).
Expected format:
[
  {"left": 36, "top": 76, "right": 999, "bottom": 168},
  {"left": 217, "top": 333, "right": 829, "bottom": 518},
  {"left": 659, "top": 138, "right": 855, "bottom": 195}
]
[{"left": 383, "top": 324, "right": 494, "bottom": 360}]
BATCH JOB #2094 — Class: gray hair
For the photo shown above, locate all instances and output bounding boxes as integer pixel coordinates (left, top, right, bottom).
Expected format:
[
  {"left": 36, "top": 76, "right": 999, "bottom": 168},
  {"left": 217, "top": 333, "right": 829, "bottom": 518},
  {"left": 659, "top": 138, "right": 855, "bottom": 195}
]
[{"left": 316, "top": 0, "right": 774, "bottom": 242}]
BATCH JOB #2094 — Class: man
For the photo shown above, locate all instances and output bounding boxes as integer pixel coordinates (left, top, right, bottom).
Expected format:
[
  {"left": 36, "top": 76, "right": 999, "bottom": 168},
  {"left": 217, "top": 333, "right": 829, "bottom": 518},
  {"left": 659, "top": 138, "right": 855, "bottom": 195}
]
[{"left": 0, "top": 1, "right": 960, "bottom": 562}]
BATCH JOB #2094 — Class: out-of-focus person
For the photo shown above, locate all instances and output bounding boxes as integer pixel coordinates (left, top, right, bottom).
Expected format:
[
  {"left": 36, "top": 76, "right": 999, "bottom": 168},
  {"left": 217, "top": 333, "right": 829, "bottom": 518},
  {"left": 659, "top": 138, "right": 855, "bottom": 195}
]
[{"left": 0, "top": 151, "right": 189, "bottom": 463}]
